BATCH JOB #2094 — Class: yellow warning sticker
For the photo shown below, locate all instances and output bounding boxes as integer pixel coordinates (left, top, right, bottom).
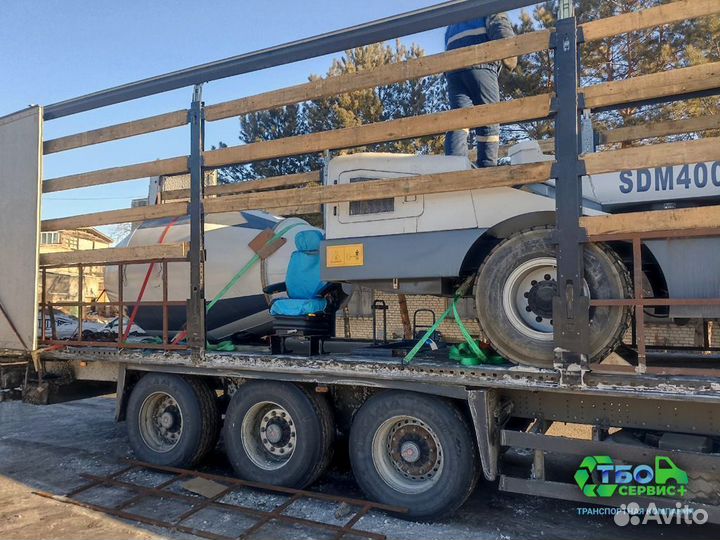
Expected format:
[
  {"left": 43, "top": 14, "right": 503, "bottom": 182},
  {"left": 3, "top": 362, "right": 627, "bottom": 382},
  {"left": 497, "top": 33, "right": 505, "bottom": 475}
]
[{"left": 326, "top": 244, "right": 364, "bottom": 268}]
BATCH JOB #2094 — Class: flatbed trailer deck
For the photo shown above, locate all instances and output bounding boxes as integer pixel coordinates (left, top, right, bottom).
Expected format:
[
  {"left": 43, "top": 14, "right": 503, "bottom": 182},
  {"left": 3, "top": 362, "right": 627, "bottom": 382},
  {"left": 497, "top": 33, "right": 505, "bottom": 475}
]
[
  {"left": 45, "top": 347, "right": 720, "bottom": 407},
  {"left": 40, "top": 345, "right": 720, "bottom": 524},
  {"left": 2, "top": 0, "right": 720, "bottom": 526}
]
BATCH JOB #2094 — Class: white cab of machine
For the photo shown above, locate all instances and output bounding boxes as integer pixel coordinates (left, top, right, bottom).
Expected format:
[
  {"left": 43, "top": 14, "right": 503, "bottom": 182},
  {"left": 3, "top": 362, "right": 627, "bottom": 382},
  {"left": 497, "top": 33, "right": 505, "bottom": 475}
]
[
  {"left": 323, "top": 150, "right": 557, "bottom": 241},
  {"left": 324, "top": 141, "right": 720, "bottom": 242}
]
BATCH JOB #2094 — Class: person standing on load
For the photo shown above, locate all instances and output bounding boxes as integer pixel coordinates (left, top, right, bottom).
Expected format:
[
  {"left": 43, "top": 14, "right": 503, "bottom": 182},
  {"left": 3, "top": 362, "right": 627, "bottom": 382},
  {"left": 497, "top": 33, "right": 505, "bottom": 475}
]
[{"left": 444, "top": 14, "right": 516, "bottom": 167}]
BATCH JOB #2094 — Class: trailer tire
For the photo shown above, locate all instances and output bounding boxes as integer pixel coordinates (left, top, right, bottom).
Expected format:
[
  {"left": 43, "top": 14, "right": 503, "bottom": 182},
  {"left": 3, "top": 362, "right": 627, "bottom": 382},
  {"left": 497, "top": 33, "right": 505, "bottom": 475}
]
[
  {"left": 688, "top": 471, "right": 720, "bottom": 505},
  {"left": 349, "top": 391, "right": 479, "bottom": 519},
  {"left": 224, "top": 381, "right": 334, "bottom": 489},
  {"left": 475, "top": 227, "right": 631, "bottom": 367},
  {"left": 126, "top": 373, "right": 220, "bottom": 467}
]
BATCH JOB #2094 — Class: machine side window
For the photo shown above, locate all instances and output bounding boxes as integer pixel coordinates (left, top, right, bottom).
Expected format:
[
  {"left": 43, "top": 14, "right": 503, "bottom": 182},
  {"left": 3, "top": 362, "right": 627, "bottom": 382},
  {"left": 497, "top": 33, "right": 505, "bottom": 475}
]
[{"left": 348, "top": 177, "right": 395, "bottom": 216}]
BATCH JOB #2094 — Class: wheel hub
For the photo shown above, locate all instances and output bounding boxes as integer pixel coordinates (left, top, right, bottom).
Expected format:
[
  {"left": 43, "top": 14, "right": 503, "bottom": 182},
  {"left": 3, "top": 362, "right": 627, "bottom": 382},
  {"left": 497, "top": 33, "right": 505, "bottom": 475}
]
[
  {"left": 265, "top": 423, "right": 283, "bottom": 444},
  {"left": 139, "top": 392, "right": 183, "bottom": 453},
  {"left": 258, "top": 407, "right": 296, "bottom": 457},
  {"left": 387, "top": 422, "right": 440, "bottom": 480},
  {"left": 400, "top": 441, "right": 421, "bottom": 464},
  {"left": 159, "top": 411, "right": 176, "bottom": 430},
  {"left": 526, "top": 275, "right": 556, "bottom": 320},
  {"left": 503, "top": 258, "right": 559, "bottom": 340}
]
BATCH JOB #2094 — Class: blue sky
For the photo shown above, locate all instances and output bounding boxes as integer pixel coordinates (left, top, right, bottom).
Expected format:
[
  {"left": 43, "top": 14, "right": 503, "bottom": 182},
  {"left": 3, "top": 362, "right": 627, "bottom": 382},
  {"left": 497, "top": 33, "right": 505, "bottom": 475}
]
[{"left": 1, "top": 1, "right": 524, "bottom": 226}]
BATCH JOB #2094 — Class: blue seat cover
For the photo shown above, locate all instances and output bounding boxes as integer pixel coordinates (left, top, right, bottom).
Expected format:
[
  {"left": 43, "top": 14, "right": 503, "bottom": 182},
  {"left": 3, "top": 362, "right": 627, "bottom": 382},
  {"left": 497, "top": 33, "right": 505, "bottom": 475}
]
[
  {"left": 271, "top": 230, "right": 328, "bottom": 317},
  {"left": 270, "top": 298, "right": 328, "bottom": 317}
]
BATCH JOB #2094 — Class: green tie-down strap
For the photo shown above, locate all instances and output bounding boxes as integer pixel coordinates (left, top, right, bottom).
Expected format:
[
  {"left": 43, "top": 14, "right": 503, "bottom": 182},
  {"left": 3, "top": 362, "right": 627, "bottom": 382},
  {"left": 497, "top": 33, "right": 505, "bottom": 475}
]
[
  {"left": 207, "top": 340, "right": 236, "bottom": 352},
  {"left": 163, "top": 223, "right": 304, "bottom": 348},
  {"left": 402, "top": 276, "right": 504, "bottom": 366},
  {"left": 449, "top": 341, "right": 505, "bottom": 366},
  {"left": 207, "top": 223, "right": 303, "bottom": 314}
]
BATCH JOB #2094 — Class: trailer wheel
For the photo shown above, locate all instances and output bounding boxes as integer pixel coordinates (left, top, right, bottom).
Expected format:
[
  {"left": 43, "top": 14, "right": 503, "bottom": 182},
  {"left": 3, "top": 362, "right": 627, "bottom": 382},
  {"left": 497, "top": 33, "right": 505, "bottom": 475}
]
[
  {"left": 349, "top": 391, "right": 479, "bottom": 519},
  {"left": 475, "top": 227, "right": 631, "bottom": 368},
  {"left": 224, "top": 381, "right": 334, "bottom": 488},
  {"left": 688, "top": 471, "right": 720, "bottom": 505},
  {"left": 126, "top": 374, "right": 220, "bottom": 467}
]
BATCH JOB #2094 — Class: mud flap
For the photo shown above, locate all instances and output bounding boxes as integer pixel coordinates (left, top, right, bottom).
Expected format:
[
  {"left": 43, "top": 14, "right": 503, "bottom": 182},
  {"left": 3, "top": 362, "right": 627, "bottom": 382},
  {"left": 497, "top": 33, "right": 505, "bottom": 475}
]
[{"left": 468, "top": 389, "right": 503, "bottom": 482}]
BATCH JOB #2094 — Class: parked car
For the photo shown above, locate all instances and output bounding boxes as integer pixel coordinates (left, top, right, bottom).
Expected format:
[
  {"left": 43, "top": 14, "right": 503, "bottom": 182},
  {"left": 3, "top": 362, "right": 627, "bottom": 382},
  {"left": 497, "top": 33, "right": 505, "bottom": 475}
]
[
  {"left": 103, "top": 317, "right": 145, "bottom": 336},
  {"left": 37, "top": 312, "right": 106, "bottom": 340}
]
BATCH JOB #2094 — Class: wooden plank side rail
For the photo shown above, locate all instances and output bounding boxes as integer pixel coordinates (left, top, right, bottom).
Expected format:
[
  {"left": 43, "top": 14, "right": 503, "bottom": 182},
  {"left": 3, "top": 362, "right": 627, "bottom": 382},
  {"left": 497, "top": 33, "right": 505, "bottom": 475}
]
[
  {"left": 582, "top": 205, "right": 720, "bottom": 237},
  {"left": 38, "top": 136, "right": 719, "bottom": 233},
  {"left": 584, "top": 62, "right": 720, "bottom": 110},
  {"left": 39, "top": 243, "right": 190, "bottom": 267},
  {"left": 43, "top": 156, "right": 190, "bottom": 193},
  {"left": 39, "top": 60, "right": 718, "bottom": 194},
  {"left": 203, "top": 1, "right": 720, "bottom": 122},
  {"left": 204, "top": 94, "right": 553, "bottom": 168},
  {"left": 204, "top": 162, "right": 554, "bottom": 214},
  {"left": 598, "top": 115, "right": 720, "bottom": 145},
  {"left": 43, "top": 110, "right": 189, "bottom": 155},
  {"left": 41, "top": 201, "right": 189, "bottom": 232},
  {"left": 39, "top": 0, "right": 720, "bottom": 161},
  {"left": 580, "top": 0, "right": 720, "bottom": 42},
  {"left": 205, "top": 31, "right": 552, "bottom": 122},
  {"left": 162, "top": 170, "right": 321, "bottom": 201},
  {"left": 206, "top": 61, "right": 718, "bottom": 169},
  {"left": 584, "top": 137, "right": 720, "bottom": 176}
]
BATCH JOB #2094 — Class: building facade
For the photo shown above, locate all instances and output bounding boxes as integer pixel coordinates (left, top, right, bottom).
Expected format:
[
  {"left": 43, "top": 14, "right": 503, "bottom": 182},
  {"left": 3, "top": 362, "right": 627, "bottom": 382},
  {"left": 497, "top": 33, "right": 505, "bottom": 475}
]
[{"left": 39, "top": 228, "right": 113, "bottom": 316}]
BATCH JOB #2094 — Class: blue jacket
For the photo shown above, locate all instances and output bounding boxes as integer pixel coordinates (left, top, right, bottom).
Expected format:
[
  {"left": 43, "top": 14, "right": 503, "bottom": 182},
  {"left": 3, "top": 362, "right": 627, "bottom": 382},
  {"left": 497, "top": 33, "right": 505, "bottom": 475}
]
[{"left": 445, "top": 13, "right": 515, "bottom": 51}]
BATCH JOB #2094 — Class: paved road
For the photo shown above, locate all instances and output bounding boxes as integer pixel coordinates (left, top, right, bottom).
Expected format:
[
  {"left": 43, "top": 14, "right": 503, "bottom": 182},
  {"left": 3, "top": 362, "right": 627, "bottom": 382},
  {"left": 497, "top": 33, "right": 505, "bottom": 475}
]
[{"left": 0, "top": 397, "right": 716, "bottom": 539}]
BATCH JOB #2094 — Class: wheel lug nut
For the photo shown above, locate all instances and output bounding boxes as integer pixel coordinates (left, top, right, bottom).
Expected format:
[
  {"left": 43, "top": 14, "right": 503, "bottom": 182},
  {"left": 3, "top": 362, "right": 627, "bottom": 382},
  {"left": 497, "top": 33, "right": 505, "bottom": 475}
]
[
  {"left": 525, "top": 306, "right": 532, "bottom": 312},
  {"left": 531, "top": 280, "right": 538, "bottom": 286},
  {"left": 536, "top": 316, "right": 543, "bottom": 323},
  {"left": 544, "top": 274, "right": 551, "bottom": 281},
  {"left": 523, "top": 292, "right": 529, "bottom": 298}
]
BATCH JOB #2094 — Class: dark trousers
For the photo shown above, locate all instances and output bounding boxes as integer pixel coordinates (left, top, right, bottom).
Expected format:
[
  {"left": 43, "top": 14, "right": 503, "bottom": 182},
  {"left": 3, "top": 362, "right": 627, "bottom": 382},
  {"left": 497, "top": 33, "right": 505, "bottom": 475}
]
[{"left": 444, "top": 65, "right": 500, "bottom": 167}]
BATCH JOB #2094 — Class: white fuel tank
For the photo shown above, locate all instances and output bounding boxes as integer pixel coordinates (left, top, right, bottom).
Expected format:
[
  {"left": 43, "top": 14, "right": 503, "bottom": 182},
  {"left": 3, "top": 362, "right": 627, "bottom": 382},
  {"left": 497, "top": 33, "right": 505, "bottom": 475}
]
[{"left": 105, "top": 210, "right": 318, "bottom": 341}]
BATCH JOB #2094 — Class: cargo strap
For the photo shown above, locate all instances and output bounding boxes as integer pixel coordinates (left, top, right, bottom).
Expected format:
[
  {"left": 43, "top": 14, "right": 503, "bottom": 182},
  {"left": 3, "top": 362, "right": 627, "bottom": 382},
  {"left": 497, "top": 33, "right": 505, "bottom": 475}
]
[
  {"left": 208, "top": 223, "right": 302, "bottom": 314},
  {"left": 172, "top": 223, "right": 303, "bottom": 346},
  {"left": 123, "top": 216, "right": 181, "bottom": 343},
  {"left": 402, "top": 276, "right": 503, "bottom": 366}
]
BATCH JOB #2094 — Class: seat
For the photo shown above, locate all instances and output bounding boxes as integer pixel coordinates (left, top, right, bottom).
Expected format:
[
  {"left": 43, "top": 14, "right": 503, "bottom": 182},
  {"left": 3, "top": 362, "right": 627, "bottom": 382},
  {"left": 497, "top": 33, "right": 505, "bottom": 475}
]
[
  {"left": 267, "top": 230, "right": 333, "bottom": 354},
  {"left": 269, "top": 229, "right": 328, "bottom": 317}
]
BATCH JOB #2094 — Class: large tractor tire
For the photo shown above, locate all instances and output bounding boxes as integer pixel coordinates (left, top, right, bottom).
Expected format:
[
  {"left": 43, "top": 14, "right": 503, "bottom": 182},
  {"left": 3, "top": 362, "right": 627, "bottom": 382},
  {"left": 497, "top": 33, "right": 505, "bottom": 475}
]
[{"left": 475, "top": 227, "right": 631, "bottom": 368}]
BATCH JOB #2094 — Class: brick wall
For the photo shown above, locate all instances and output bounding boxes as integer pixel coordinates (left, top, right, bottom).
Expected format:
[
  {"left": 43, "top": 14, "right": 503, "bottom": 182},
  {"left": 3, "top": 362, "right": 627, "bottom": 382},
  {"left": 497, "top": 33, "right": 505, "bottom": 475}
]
[
  {"left": 338, "top": 290, "right": 483, "bottom": 342},
  {"left": 339, "top": 290, "right": 719, "bottom": 349}
]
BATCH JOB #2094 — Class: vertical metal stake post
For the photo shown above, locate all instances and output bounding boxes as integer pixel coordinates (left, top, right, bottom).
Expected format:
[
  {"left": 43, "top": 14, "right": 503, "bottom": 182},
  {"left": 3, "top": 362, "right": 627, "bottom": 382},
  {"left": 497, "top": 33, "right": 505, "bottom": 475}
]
[
  {"left": 552, "top": 8, "right": 590, "bottom": 364},
  {"left": 188, "top": 85, "right": 207, "bottom": 359}
]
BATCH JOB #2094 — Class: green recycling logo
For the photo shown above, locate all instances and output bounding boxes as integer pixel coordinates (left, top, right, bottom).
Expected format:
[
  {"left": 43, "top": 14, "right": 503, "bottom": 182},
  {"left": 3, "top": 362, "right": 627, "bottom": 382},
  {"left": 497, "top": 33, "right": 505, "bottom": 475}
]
[
  {"left": 574, "top": 455, "right": 689, "bottom": 498},
  {"left": 574, "top": 456, "right": 618, "bottom": 497}
]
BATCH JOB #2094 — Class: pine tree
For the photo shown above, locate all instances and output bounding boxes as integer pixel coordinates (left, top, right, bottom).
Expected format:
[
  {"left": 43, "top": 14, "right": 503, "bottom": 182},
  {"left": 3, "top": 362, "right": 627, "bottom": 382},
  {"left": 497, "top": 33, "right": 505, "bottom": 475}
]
[
  {"left": 503, "top": 0, "right": 720, "bottom": 147},
  {"left": 218, "top": 41, "right": 447, "bottom": 182},
  {"left": 217, "top": 1, "right": 719, "bottom": 183},
  {"left": 305, "top": 41, "right": 447, "bottom": 155}
]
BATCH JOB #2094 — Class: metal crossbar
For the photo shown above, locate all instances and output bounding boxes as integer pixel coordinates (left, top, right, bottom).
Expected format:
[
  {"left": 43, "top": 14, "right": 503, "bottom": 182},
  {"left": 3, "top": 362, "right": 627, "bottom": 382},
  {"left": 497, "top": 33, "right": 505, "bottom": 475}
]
[
  {"left": 33, "top": 461, "right": 406, "bottom": 540},
  {"left": 43, "top": 0, "right": 538, "bottom": 119}
]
